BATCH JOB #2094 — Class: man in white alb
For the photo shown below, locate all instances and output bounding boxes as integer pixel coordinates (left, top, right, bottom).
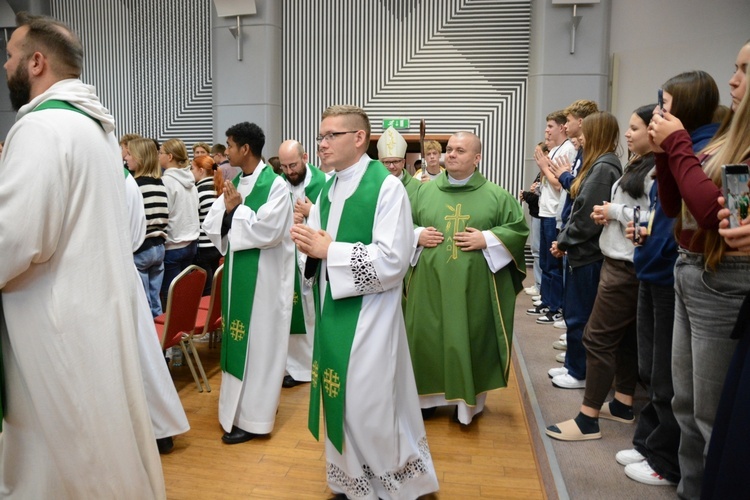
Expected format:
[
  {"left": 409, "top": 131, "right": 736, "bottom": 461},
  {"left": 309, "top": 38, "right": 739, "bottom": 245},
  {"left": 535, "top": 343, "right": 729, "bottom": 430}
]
[
  {"left": 203, "top": 122, "right": 294, "bottom": 444},
  {"left": 291, "top": 105, "right": 439, "bottom": 499}
]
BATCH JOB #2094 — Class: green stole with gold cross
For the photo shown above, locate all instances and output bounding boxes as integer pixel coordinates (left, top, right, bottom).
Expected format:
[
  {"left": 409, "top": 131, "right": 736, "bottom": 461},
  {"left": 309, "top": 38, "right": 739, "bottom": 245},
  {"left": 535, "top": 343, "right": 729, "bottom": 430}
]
[
  {"left": 220, "top": 165, "right": 278, "bottom": 379},
  {"left": 288, "top": 164, "right": 327, "bottom": 334},
  {"left": 308, "top": 161, "right": 389, "bottom": 453}
]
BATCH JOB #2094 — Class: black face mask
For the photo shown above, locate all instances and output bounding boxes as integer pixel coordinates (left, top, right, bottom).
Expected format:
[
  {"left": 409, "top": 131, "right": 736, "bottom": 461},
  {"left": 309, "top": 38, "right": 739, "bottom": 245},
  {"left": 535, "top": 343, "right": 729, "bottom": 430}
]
[{"left": 8, "top": 63, "right": 31, "bottom": 112}]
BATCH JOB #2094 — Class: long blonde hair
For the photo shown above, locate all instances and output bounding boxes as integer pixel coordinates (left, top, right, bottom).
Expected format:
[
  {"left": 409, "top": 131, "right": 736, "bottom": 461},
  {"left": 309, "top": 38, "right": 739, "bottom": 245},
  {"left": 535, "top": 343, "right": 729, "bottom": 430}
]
[
  {"left": 700, "top": 65, "right": 750, "bottom": 268},
  {"left": 570, "top": 112, "right": 619, "bottom": 198}
]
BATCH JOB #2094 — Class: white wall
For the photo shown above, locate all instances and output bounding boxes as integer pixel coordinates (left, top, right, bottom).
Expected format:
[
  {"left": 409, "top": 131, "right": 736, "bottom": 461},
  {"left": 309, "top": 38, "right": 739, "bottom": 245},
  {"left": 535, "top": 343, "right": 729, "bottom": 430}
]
[{"left": 610, "top": 0, "right": 750, "bottom": 140}]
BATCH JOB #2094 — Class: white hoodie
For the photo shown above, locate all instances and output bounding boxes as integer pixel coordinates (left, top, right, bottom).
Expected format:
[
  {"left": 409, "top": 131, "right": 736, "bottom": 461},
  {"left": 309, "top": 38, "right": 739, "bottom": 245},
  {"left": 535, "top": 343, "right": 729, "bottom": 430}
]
[{"left": 162, "top": 166, "right": 200, "bottom": 249}]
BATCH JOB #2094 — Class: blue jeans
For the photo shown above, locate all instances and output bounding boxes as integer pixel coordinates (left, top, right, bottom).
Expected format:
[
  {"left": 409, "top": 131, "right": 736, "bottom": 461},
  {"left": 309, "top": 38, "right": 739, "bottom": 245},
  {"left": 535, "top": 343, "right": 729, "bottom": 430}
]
[
  {"left": 540, "top": 217, "right": 563, "bottom": 312},
  {"left": 161, "top": 241, "right": 198, "bottom": 307},
  {"left": 671, "top": 252, "right": 750, "bottom": 500},
  {"left": 530, "top": 217, "right": 542, "bottom": 290},
  {"left": 134, "top": 243, "right": 165, "bottom": 317},
  {"left": 562, "top": 258, "right": 602, "bottom": 380}
]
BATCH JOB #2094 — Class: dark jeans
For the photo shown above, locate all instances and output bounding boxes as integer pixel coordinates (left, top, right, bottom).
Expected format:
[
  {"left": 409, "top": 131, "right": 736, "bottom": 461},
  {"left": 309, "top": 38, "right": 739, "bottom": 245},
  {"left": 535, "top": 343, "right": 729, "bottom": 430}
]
[
  {"left": 582, "top": 258, "right": 639, "bottom": 409},
  {"left": 632, "top": 281, "right": 681, "bottom": 484},
  {"left": 161, "top": 240, "right": 198, "bottom": 306},
  {"left": 563, "top": 258, "right": 602, "bottom": 380},
  {"left": 193, "top": 245, "right": 222, "bottom": 296},
  {"left": 539, "top": 217, "right": 563, "bottom": 312}
]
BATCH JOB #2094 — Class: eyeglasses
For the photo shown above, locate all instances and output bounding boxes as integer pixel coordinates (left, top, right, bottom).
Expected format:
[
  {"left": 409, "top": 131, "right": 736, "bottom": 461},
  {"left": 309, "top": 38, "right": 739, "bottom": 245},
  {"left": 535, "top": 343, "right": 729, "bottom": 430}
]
[
  {"left": 381, "top": 159, "right": 404, "bottom": 167},
  {"left": 315, "top": 130, "right": 358, "bottom": 144}
]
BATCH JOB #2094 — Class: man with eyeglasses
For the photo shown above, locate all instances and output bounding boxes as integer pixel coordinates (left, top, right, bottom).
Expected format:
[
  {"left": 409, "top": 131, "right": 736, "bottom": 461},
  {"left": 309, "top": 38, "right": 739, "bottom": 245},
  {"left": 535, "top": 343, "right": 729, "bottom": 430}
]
[
  {"left": 277, "top": 140, "right": 327, "bottom": 389},
  {"left": 405, "top": 131, "right": 529, "bottom": 426},
  {"left": 290, "top": 105, "right": 438, "bottom": 499},
  {"left": 378, "top": 125, "right": 419, "bottom": 201}
]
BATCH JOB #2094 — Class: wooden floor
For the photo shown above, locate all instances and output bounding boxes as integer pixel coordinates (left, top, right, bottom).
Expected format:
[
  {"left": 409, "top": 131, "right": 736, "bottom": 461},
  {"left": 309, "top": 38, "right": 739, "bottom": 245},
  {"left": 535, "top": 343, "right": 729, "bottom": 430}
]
[{"left": 161, "top": 340, "right": 546, "bottom": 499}]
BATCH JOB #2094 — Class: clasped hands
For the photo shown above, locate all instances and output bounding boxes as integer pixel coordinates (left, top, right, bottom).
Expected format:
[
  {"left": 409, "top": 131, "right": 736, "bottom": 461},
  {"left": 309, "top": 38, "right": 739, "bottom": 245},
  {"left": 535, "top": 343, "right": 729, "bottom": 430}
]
[{"left": 420, "top": 226, "right": 486, "bottom": 251}]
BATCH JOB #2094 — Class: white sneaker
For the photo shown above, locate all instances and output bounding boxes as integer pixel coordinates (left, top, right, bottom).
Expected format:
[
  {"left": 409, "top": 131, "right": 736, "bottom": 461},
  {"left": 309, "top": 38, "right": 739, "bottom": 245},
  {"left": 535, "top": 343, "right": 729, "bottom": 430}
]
[
  {"left": 554, "top": 319, "right": 567, "bottom": 329},
  {"left": 555, "top": 352, "right": 566, "bottom": 363},
  {"left": 552, "top": 339, "right": 567, "bottom": 350},
  {"left": 551, "top": 373, "right": 585, "bottom": 389},
  {"left": 616, "top": 449, "right": 645, "bottom": 466},
  {"left": 559, "top": 333, "right": 567, "bottom": 341},
  {"left": 624, "top": 460, "right": 676, "bottom": 486},
  {"left": 531, "top": 294, "right": 542, "bottom": 302},
  {"left": 548, "top": 366, "right": 568, "bottom": 378},
  {"left": 524, "top": 285, "right": 539, "bottom": 296}
]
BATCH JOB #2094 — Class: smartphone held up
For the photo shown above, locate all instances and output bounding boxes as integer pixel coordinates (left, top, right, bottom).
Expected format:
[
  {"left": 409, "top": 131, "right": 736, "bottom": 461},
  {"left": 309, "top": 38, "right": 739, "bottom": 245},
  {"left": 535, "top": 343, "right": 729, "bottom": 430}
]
[{"left": 722, "top": 164, "right": 750, "bottom": 228}]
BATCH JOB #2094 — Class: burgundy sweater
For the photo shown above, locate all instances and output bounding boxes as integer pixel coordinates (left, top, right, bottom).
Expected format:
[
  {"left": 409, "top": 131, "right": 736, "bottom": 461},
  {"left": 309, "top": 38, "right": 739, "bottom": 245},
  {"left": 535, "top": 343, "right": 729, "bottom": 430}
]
[{"left": 656, "top": 129, "right": 750, "bottom": 252}]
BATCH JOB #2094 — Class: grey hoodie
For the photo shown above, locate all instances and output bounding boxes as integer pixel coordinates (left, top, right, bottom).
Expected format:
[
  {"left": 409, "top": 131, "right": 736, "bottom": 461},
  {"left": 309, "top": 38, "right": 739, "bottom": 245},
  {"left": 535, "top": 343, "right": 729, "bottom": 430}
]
[{"left": 162, "top": 167, "right": 200, "bottom": 249}]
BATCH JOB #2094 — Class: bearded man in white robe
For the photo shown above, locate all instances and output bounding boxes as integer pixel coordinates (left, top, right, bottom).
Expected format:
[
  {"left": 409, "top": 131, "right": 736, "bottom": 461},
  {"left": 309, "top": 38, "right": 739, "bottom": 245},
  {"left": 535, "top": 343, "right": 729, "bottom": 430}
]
[
  {"left": 291, "top": 105, "right": 439, "bottom": 500},
  {"left": 0, "top": 12, "right": 164, "bottom": 498}
]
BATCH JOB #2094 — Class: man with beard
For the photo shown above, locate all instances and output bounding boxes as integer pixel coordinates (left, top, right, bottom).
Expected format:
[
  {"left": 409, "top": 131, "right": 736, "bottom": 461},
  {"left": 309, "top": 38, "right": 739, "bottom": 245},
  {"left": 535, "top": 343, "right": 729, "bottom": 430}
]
[
  {"left": 0, "top": 12, "right": 165, "bottom": 498},
  {"left": 277, "top": 140, "right": 327, "bottom": 388}
]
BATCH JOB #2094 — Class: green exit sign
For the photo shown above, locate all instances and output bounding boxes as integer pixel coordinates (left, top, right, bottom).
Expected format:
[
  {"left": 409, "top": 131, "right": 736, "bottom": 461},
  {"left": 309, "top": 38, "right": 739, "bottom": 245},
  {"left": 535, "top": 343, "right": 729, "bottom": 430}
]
[{"left": 383, "top": 118, "right": 410, "bottom": 129}]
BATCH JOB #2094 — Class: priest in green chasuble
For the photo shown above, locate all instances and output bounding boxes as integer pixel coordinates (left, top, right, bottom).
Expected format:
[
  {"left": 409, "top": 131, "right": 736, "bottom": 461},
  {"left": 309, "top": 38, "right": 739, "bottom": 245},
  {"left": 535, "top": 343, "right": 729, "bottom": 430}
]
[
  {"left": 291, "top": 105, "right": 438, "bottom": 499},
  {"left": 405, "top": 131, "right": 528, "bottom": 425}
]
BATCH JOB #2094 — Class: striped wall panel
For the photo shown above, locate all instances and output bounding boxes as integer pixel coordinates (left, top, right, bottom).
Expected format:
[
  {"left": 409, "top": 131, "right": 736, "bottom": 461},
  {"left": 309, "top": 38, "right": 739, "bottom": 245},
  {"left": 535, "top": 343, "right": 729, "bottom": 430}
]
[
  {"left": 50, "top": 0, "right": 213, "bottom": 146},
  {"left": 282, "top": 0, "right": 530, "bottom": 192}
]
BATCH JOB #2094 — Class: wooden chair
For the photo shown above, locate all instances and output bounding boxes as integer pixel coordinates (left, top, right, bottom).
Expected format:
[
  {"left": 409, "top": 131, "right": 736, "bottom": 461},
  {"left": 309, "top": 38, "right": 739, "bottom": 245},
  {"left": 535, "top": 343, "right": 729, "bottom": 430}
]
[
  {"left": 154, "top": 265, "right": 207, "bottom": 392},
  {"left": 187, "top": 264, "right": 224, "bottom": 392}
]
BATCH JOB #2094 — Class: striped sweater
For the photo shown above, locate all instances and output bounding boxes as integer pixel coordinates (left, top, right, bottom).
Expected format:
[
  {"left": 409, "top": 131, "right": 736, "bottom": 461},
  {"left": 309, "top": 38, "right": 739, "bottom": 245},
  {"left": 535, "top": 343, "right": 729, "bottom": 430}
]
[
  {"left": 134, "top": 176, "right": 169, "bottom": 252},
  {"left": 196, "top": 177, "right": 217, "bottom": 248}
]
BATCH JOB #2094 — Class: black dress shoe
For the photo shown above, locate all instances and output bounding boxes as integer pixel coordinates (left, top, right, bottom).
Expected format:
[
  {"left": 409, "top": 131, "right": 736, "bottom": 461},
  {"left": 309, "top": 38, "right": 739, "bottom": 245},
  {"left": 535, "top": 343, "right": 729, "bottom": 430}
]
[
  {"left": 282, "top": 374, "right": 300, "bottom": 388},
  {"left": 421, "top": 407, "right": 437, "bottom": 420},
  {"left": 156, "top": 436, "right": 174, "bottom": 454},
  {"left": 222, "top": 426, "right": 255, "bottom": 445}
]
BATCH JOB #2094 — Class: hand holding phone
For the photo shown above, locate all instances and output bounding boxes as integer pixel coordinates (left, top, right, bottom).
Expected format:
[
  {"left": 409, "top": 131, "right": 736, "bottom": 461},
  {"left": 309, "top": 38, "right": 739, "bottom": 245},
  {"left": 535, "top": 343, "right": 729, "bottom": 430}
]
[
  {"left": 632, "top": 205, "right": 641, "bottom": 244},
  {"left": 657, "top": 89, "right": 664, "bottom": 117},
  {"left": 722, "top": 164, "right": 750, "bottom": 228}
]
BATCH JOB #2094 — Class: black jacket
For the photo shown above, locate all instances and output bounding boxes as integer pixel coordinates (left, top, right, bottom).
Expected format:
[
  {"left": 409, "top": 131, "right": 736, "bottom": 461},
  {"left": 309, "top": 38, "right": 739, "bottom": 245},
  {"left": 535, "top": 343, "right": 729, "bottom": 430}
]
[{"left": 556, "top": 152, "right": 622, "bottom": 268}]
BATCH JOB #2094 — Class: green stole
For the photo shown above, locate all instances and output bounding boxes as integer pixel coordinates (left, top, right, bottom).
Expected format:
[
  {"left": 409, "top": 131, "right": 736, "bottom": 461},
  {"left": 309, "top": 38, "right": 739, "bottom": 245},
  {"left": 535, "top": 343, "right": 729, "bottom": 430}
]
[
  {"left": 0, "top": 100, "right": 104, "bottom": 430},
  {"left": 288, "top": 164, "right": 327, "bottom": 334},
  {"left": 220, "top": 165, "right": 277, "bottom": 379},
  {"left": 308, "top": 161, "right": 388, "bottom": 453}
]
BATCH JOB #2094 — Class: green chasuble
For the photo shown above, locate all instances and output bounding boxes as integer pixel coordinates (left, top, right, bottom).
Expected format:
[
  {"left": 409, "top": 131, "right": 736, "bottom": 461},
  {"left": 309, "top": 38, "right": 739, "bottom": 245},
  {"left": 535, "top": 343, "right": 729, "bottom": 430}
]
[
  {"left": 308, "top": 161, "right": 389, "bottom": 453},
  {"left": 401, "top": 170, "right": 420, "bottom": 201},
  {"left": 404, "top": 170, "right": 528, "bottom": 404},
  {"left": 286, "top": 164, "right": 327, "bottom": 334},
  {"left": 220, "top": 166, "right": 278, "bottom": 379}
]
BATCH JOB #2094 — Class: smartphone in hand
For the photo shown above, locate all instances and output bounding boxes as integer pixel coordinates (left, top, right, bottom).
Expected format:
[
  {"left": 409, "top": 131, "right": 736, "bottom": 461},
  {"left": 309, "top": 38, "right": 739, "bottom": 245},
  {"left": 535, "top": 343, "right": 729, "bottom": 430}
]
[
  {"left": 657, "top": 89, "right": 664, "bottom": 117},
  {"left": 722, "top": 164, "right": 750, "bottom": 228}
]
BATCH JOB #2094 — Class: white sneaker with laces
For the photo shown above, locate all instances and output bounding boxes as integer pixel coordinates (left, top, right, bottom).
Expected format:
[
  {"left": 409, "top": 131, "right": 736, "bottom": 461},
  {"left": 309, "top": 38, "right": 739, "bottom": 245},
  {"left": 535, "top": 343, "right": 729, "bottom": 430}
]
[
  {"left": 616, "top": 449, "right": 645, "bottom": 466},
  {"left": 524, "top": 285, "right": 539, "bottom": 296},
  {"left": 548, "top": 366, "right": 568, "bottom": 378},
  {"left": 554, "top": 319, "right": 567, "bottom": 329},
  {"left": 624, "top": 460, "right": 676, "bottom": 486},
  {"left": 551, "top": 373, "right": 585, "bottom": 389}
]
